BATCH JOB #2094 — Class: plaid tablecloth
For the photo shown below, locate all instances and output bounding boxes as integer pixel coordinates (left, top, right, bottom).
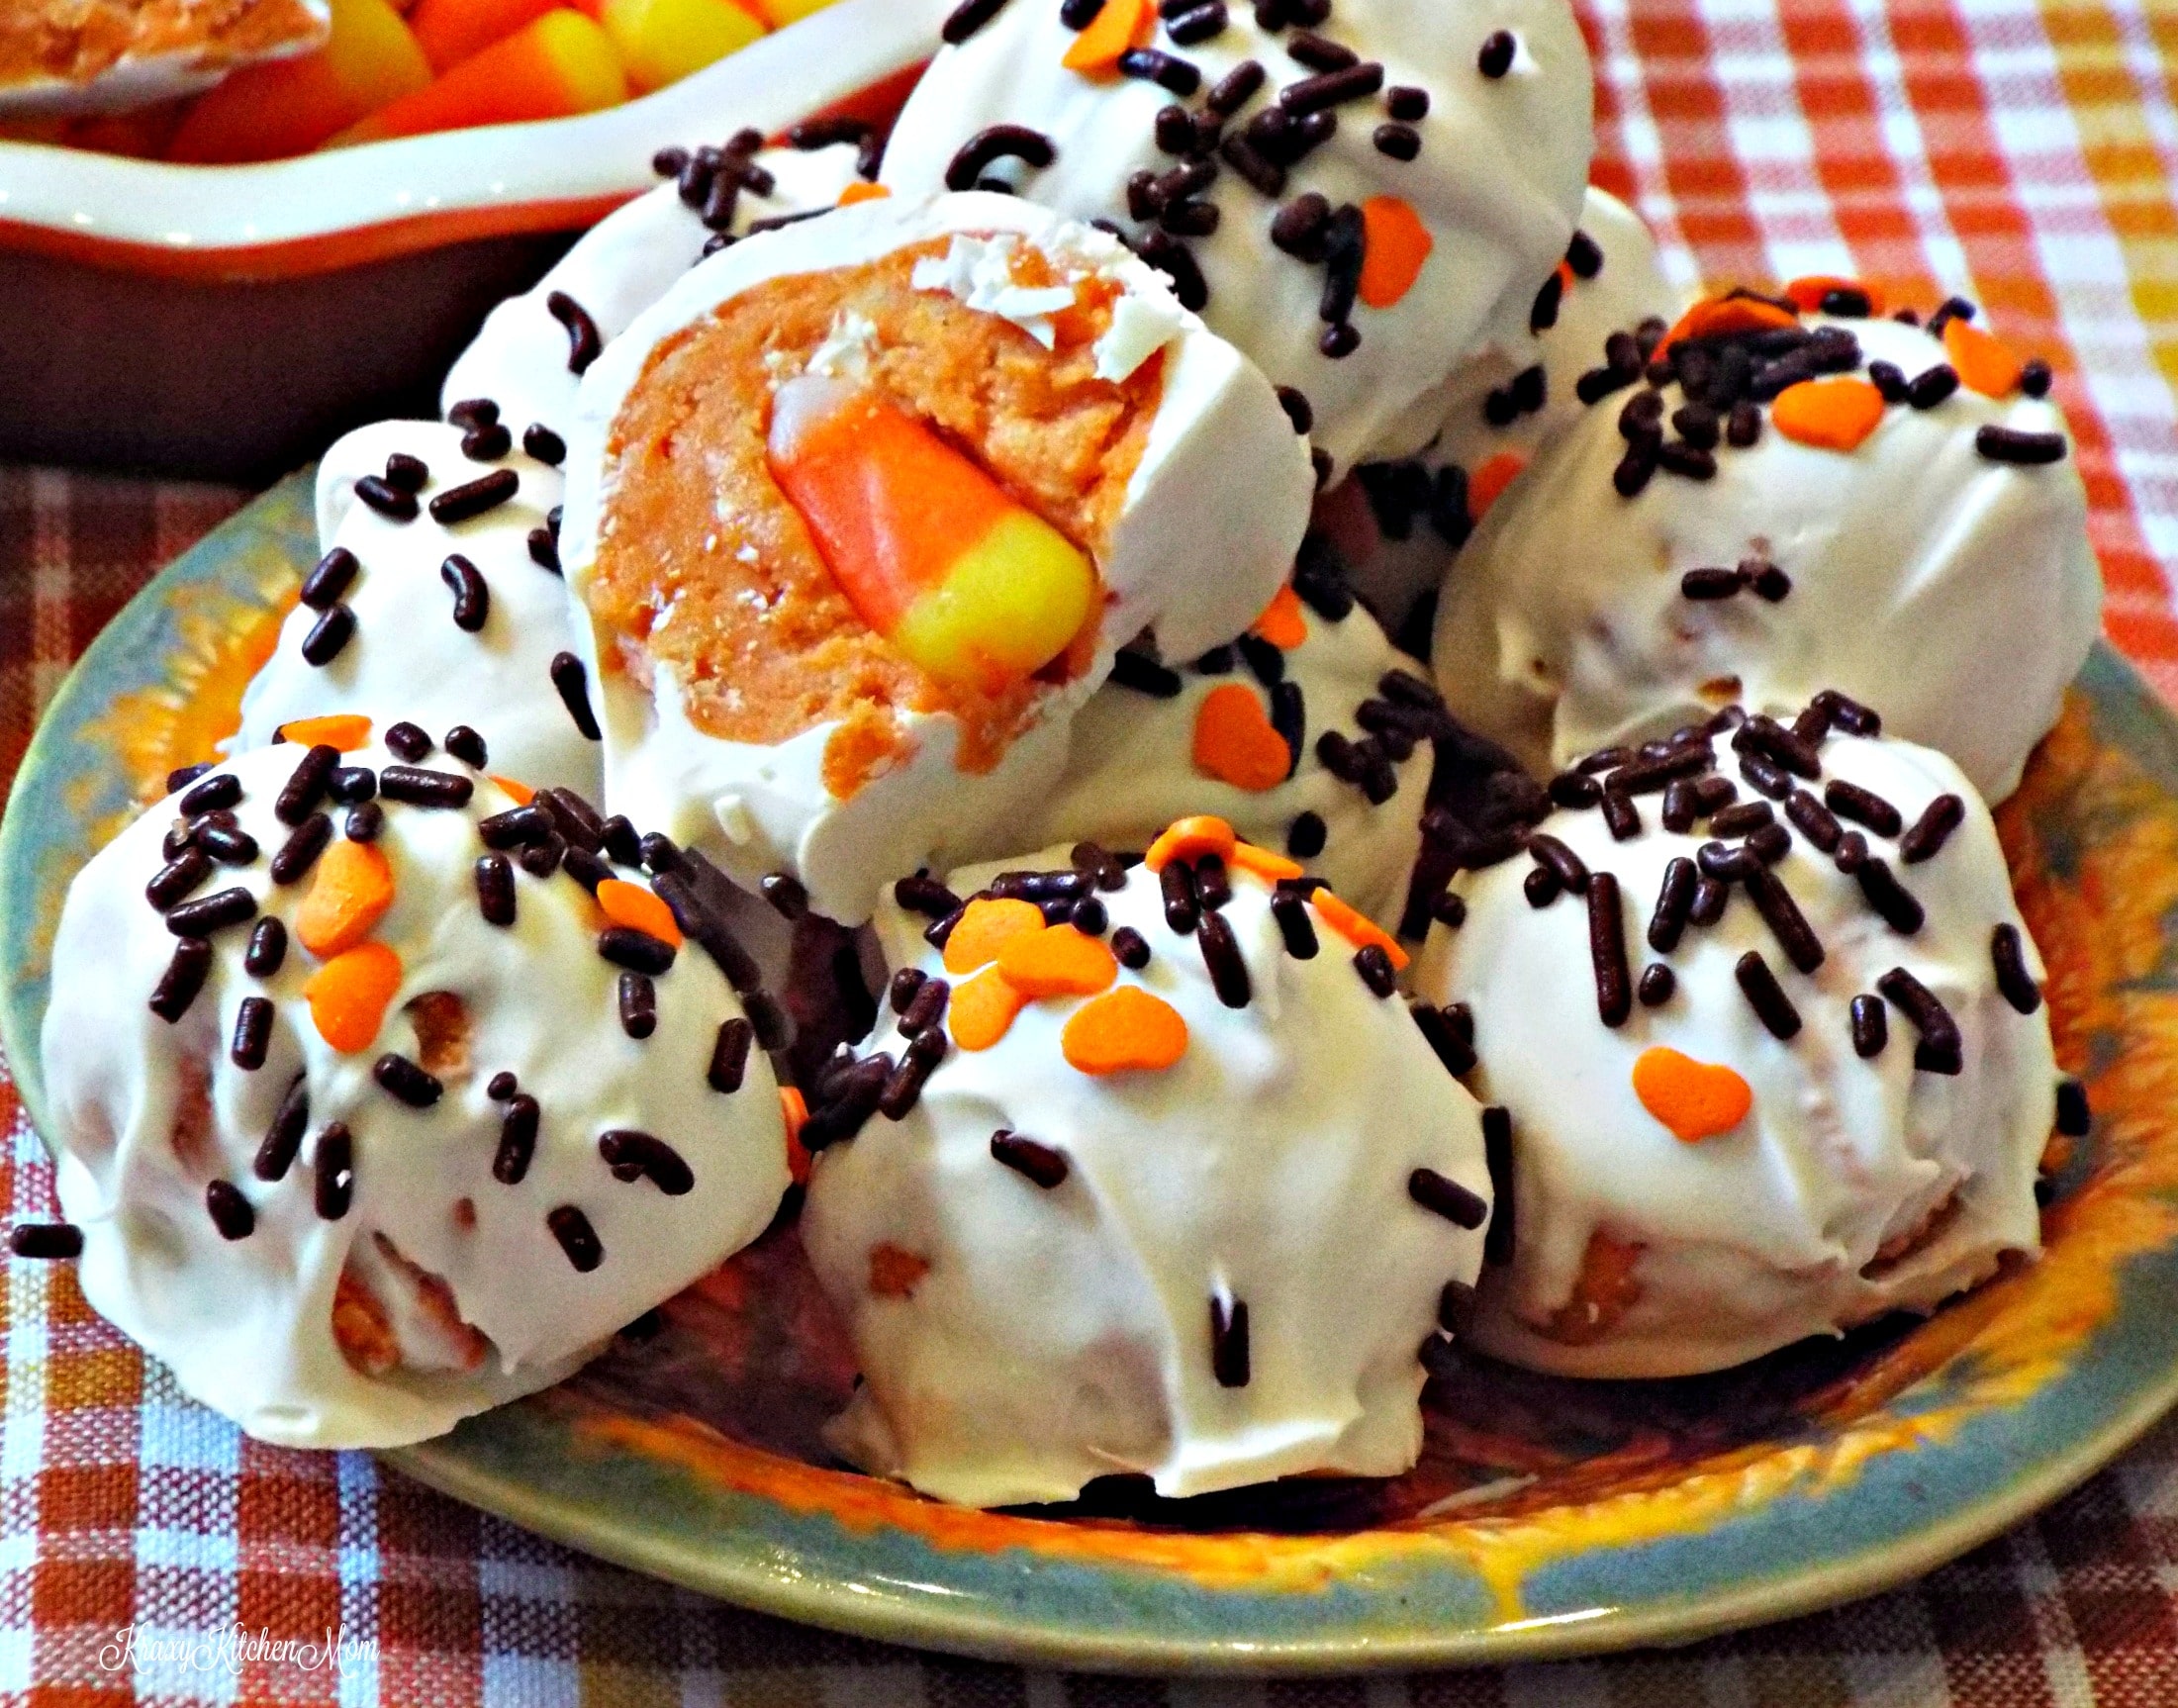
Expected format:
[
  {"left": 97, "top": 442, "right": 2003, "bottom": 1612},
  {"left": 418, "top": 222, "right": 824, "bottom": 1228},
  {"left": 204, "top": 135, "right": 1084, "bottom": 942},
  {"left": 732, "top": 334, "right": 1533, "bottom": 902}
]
[{"left": 8, "top": 0, "right": 2178, "bottom": 1700}]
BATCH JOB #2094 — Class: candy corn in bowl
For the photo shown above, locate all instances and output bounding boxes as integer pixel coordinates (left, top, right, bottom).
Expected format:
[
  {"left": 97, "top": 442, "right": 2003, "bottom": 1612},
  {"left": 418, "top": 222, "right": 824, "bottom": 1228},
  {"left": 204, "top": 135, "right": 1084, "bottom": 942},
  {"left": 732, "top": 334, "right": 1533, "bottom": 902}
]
[{"left": 0, "top": 0, "right": 946, "bottom": 476}]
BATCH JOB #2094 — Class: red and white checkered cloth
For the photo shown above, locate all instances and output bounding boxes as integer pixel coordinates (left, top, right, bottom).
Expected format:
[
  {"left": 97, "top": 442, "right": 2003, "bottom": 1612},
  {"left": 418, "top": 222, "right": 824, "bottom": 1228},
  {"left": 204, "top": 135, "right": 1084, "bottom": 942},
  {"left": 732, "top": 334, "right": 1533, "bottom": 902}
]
[{"left": 7, "top": 0, "right": 2178, "bottom": 1698}]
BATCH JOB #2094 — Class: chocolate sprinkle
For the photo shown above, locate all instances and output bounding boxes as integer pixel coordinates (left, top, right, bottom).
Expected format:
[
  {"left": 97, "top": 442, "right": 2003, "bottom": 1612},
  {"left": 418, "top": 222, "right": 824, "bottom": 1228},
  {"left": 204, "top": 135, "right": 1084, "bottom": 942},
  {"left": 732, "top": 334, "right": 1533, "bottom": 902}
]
[
  {"left": 353, "top": 476, "right": 416, "bottom": 522},
  {"left": 1638, "top": 963, "right": 1676, "bottom": 1006},
  {"left": 1112, "top": 926, "right": 1153, "bottom": 970},
  {"left": 1410, "top": 1000, "right": 1475, "bottom": 1074},
  {"left": 761, "top": 872, "right": 810, "bottom": 920},
  {"left": 1481, "top": 1105, "right": 1515, "bottom": 1265},
  {"left": 703, "top": 1019, "right": 754, "bottom": 1094},
  {"left": 1353, "top": 941, "right": 1396, "bottom": 997},
  {"left": 545, "top": 291, "right": 602, "bottom": 375},
  {"left": 231, "top": 996, "right": 273, "bottom": 1070},
  {"left": 1649, "top": 856, "right": 1697, "bottom": 953},
  {"left": 1689, "top": 876, "right": 1729, "bottom": 926},
  {"left": 300, "top": 604, "right": 355, "bottom": 667},
  {"left": 386, "top": 721, "right": 431, "bottom": 762},
  {"left": 1110, "top": 650, "right": 1183, "bottom": 697},
  {"left": 944, "top": 123, "right": 1055, "bottom": 191},
  {"left": 1601, "top": 786, "right": 1643, "bottom": 840},
  {"left": 879, "top": 1029, "right": 948, "bottom": 1120},
  {"left": 1992, "top": 923, "right": 2042, "bottom": 1013},
  {"left": 1528, "top": 833, "right": 1589, "bottom": 896},
  {"left": 1877, "top": 967, "right": 1962, "bottom": 1073},
  {"left": 488, "top": 1094, "right": 540, "bottom": 1185},
  {"left": 476, "top": 854, "right": 517, "bottom": 926},
  {"left": 900, "top": 976, "right": 951, "bottom": 1038},
  {"left": 2056, "top": 1079, "right": 2090, "bottom": 1136},
  {"left": 206, "top": 1180, "right": 254, "bottom": 1241},
  {"left": 379, "top": 766, "right": 474, "bottom": 809},
  {"left": 548, "top": 1204, "right": 603, "bottom": 1272},
  {"left": 1197, "top": 908, "right": 1252, "bottom": 1005},
  {"left": 1745, "top": 867, "right": 1826, "bottom": 973},
  {"left": 440, "top": 554, "right": 490, "bottom": 631},
  {"left": 1784, "top": 789, "right": 1844, "bottom": 853},
  {"left": 1408, "top": 1167, "right": 1488, "bottom": 1230},
  {"left": 1587, "top": 874, "right": 1632, "bottom": 1026},
  {"left": 1976, "top": 425, "right": 2067, "bottom": 465},
  {"left": 1476, "top": 29, "right": 1514, "bottom": 76},
  {"left": 1120, "top": 47, "right": 1201, "bottom": 94},
  {"left": 1850, "top": 993, "right": 1888, "bottom": 1058},
  {"left": 1900, "top": 794, "right": 1964, "bottom": 864},
  {"left": 383, "top": 452, "right": 426, "bottom": 493},
  {"left": 374, "top": 1052, "right": 442, "bottom": 1107},
  {"left": 146, "top": 847, "right": 212, "bottom": 912},
  {"left": 427, "top": 468, "right": 519, "bottom": 526},
  {"left": 165, "top": 887, "right": 255, "bottom": 938},
  {"left": 940, "top": 0, "right": 1009, "bottom": 43},
  {"left": 992, "top": 1130, "right": 1069, "bottom": 1188},
  {"left": 550, "top": 651, "right": 603, "bottom": 741},
  {"left": 314, "top": 1123, "right": 354, "bottom": 1219},
  {"left": 1856, "top": 856, "right": 1926, "bottom": 935},
  {"left": 244, "top": 917, "right": 287, "bottom": 978},
  {"left": 345, "top": 803, "right": 385, "bottom": 843},
  {"left": 269, "top": 813, "right": 332, "bottom": 886},
  {"left": 1735, "top": 949, "right": 1801, "bottom": 1039},
  {"left": 10, "top": 1223, "right": 83, "bottom": 1260},
  {"left": 1162, "top": 860, "right": 1200, "bottom": 934},
  {"left": 599, "top": 926, "right": 676, "bottom": 976},
  {"left": 1209, "top": 1292, "right": 1250, "bottom": 1387},
  {"left": 255, "top": 1077, "right": 309, "bottom": 1181},
  {"left": 300, "top": 546, "right": 358, "bottom": 610},
  {"left": 1825, "top": 780, "right": 1902, "bottom": 837},
  {"left": 600, "top": 1129, "right": 694, "bottom": 1195}
]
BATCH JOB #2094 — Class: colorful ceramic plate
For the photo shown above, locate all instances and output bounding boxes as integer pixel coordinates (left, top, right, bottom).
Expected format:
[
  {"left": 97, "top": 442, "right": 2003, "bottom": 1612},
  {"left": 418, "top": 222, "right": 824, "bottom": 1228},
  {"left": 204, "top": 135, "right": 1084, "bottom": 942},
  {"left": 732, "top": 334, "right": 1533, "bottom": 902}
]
[{"left": 6, "top": 473, "right": 2178, "bottom": 1674}]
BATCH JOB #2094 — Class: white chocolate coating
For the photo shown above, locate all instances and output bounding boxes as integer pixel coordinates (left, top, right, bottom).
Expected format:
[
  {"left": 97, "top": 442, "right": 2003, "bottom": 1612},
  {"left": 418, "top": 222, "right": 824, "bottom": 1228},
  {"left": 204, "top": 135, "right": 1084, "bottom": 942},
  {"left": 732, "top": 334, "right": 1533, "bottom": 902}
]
[
  {"left": 439, "top": 144, "right": 866, "bottom": 440},
  {"left": 1411, "top": 725, "right": 2053, "bottom": 1377},
  {"left": 560, "top": 191, "right": 1314, "bottom": 925},
  {"left": 1431, "top": 312, "right": 2102, "bottom": 802},
  {"left": 1003, "top": 598, "right": 1429, "bottom": 919},
  {"left": 803, "top": 843, "right": 1492, "bottom": 1507},
  {"left": 231, "top": 423, "right": 603, "bottom": 797},
  {"left": 880, "top": 0, "right": 1594, "bottom": 476},
  {"left": 1328, "top": 187, "right": 1680, "bottom": 629},
  {"left": 41, "top": 739, "right": 788, "bottom": 1448}
]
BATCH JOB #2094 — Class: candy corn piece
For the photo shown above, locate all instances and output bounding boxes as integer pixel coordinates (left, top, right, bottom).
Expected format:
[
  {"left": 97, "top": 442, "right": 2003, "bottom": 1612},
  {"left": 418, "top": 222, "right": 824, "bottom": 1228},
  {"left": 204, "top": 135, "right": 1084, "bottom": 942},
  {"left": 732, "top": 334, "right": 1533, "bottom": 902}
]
[
  {"left": 411, "top": 0, "right": 601, "bottom": 75},
  {"left": 327, "top": 9, "right": 625, "bottom": 147},
  {"left": 598, "top": 0, "right": 763, "bottom": 94},
  {"left": 768, "top": 375, "right": 1098, "bottom": 692},
  {"left": 168, "top": 0, "right": 430, "bottom": 162}
]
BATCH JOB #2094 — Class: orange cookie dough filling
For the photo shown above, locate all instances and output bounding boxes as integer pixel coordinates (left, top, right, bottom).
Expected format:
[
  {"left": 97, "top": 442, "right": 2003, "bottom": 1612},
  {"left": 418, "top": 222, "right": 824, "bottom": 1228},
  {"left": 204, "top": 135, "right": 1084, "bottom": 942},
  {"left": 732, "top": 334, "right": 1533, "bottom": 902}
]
[
  {"left": 591, "top": 237, "right": 1166, "bottom": 795},
  {"left": 1, "top": 0, "right": 326, "bottom": 93}
]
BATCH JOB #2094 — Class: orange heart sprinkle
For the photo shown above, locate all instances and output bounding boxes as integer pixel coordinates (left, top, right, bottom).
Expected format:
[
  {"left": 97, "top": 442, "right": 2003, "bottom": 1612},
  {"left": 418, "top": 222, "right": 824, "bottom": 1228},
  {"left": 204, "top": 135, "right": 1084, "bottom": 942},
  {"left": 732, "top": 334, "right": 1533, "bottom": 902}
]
[
  {"left": 304, "top": 941, "right": 404, "bottom": 1053},
  {"left": 1193, "top": 684, "right": 1293, "bottom": 792},
  {"left": 1942, "top": 318, "right": 2025, "bottom": 399},
  {"left": 596, "top": 878, "right": 683, "bottom": 948},
  {"left": 868, "top": 1242, "right": 930, "bottom": 1299},
  {"left": 276, "top": 714, "right": 373, "bottom": 752},
  {"left": 1310, "top": 889, "right": 1409, "bottom": 970},
  {"left": 1250, "top": 584, "right": 1307, "bottom": 650},
  {"left": 1061, "top": 0, "right": 1150, "bottom": 72},
  {"left": 1657, "top": 293, "right": 1801, "bottom": 354},
  {"left": 295, "top": 839, "right": 395, "bottom": 960},
  {"left": 942, "top": 897, "right": 1046, "bottom": 975},
  {"left": 1782, "top": 275, "right": 1885, "bottom": 316},
  {"left": 1468, "top": 451, "right": 1528, "bottom": 521},
  {"left": 1770, "top": 377, "right": 1888, "bottom": 452},
  {"left": 1359, "top": 195, "right": 1433, "bottom": 310},
  {"left": 1062, "top": 985, "right": 1189, "bottom": 1075},
  {"left": 1632, "top": 1046, "right": 1753, "bottom": 1143},
  {"left": 950, "top": 965, "right": 1029, "bottom": 1050},
  {"left": 1144, "top": 814, "right": 1237, "bottom": 874},
  {"left": 837, "top": 181, "right": 891, "bottom": 206},
  {"left": 1228, "top": 841, "right": 1304, "bottom": 885},
  {"left": 996, "top": 923, "right": 1117, "bottom": 998}
]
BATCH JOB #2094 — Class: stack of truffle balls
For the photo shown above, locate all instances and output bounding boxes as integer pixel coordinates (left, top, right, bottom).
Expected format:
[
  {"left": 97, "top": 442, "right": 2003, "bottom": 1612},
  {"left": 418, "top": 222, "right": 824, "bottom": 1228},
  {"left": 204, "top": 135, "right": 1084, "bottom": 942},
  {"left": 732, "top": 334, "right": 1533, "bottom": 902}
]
[{"left": 31, "top": 0, "right": 2101, "bottom": 1510}]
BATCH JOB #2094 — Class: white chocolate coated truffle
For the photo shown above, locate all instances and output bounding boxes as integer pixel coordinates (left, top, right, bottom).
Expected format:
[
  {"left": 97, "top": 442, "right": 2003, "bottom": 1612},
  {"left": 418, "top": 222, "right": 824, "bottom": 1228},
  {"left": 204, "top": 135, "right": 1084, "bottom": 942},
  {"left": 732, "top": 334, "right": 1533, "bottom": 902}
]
[
  {"left": 1431, "top": 310, "right": 2102, "bottom": 802},
  {"left": 880, "top": 0, "right": 1594, "bottom": 475},
  {"left": 1411, "top": 718, "right": 2054, "bottom": 1377},
  {"left": 40, "top": 738, "right": 788, "bottom": 1448},
  {"left": 1007, "top": 596, "right": 1430, "bottom": 920},
  {"left": 440, "top": 144, "right": 865, "bottom": 440},
  {"left": 231, "top": 421, "right": 604, "bottom": 798},
  {"left": 803, "top": 836, "right": 1492, "bottom": 1507},
  {"left": 1329, "top": 187, "right": 1681, "bottom": 628},
  {"left": 560, "top": 191, "right": 1313, "bottom": 925}
]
